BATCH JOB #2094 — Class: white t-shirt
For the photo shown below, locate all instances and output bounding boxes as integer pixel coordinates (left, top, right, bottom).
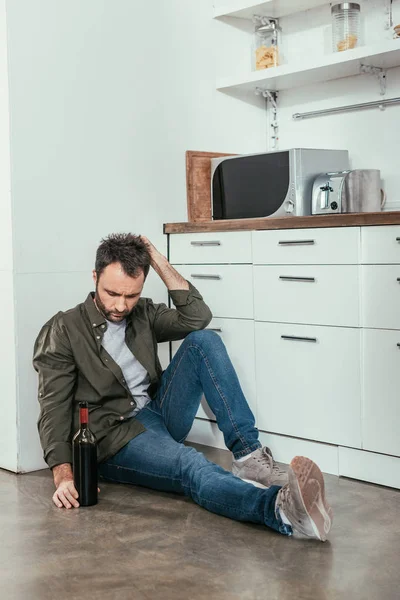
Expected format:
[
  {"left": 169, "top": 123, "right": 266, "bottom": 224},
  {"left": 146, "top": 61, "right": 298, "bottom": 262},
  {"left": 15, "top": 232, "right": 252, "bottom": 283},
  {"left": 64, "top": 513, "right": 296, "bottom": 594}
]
[{"left": 101, "top": 318, "right": 151, "bottom": 416}]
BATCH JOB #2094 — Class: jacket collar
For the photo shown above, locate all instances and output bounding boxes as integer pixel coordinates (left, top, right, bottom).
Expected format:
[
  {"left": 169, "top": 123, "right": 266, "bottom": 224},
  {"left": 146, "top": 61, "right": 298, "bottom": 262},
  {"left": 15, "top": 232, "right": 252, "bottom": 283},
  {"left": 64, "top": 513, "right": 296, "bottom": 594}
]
[{"left": 84, "top": 292, "right": 107, "bottom": 328}]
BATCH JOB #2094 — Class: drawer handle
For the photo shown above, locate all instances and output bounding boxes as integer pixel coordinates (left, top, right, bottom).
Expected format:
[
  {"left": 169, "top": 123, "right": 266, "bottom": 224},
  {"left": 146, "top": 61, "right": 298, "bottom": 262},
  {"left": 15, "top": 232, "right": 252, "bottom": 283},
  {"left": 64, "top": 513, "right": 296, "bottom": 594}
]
[
  {"left": 279, "top": 240, "right": 315, "bottom": 246},
  {"left": 191, "top": 274, "right": 221, "bottom": 280},
  {"left": 190, "top": 241, "right": 221, "bottom": 247},
  {"left": 207, "top": 328, "right": 222, "bottom": 333},
  {"left": 281, "top": 335, "right": 317, "bottom": 343},
  {"left": 279, "top": 276, "right": 316, "bottom": 283}
]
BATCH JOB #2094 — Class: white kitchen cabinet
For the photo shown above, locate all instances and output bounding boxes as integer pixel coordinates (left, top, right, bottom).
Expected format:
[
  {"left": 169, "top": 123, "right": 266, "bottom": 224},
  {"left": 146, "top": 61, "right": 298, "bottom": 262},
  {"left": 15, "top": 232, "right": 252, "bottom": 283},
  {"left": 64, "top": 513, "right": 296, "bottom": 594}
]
[
  {"left": 169, "top": 225, "right": 400, "bottom": 489},
  {"left": 171, "top": 318, "right": 256, "bottom": 422},
  {"left": 172, "top": 264, "right": 254, "bottom": 319},
  {"left": 169, "top": 231, "right": 252, "bottom": 265},
  {"left": 252, "top": 227, "right": 360, "bottom": 265},
  {"left": 361, "top": 265, "right": 400, "bottom": 330},
  {"left": 361, "top": 226, "right": 400, "bottom": 264},
  {"left": 255, "top": 321, "right": 362, "bottom": 448},
  {"left": 362, "top": 329, "right": 400, "bottom": 457},
  {"left": 254, "top": 264, "right": 360, "bottom": 327}
]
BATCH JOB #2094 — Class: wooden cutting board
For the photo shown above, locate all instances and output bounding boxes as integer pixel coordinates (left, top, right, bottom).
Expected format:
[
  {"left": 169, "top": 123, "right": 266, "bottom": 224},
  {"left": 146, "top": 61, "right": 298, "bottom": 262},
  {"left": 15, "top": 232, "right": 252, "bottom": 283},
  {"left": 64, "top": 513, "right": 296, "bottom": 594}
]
[{"left": 186, "top": 150, "right": 237, "bottom": 222}]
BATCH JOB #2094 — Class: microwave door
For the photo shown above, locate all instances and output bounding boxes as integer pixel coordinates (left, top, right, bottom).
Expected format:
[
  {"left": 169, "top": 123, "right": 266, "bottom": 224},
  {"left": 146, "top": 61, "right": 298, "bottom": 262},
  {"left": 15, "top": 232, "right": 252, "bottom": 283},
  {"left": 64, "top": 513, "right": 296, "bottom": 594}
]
[{"left": 212, "top": 153, "right": 290, "bottom": 220}]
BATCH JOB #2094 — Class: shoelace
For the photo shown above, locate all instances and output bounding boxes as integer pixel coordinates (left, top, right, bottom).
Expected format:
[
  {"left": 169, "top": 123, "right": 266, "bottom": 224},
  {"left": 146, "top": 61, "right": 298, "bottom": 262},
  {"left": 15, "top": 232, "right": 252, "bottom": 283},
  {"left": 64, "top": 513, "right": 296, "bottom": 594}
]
[
  {"left": 256, "top": 447, "right": 287, "bottom": 476},
  {"left": 278, "top": 481, "right": 306, "bottom": 530}
]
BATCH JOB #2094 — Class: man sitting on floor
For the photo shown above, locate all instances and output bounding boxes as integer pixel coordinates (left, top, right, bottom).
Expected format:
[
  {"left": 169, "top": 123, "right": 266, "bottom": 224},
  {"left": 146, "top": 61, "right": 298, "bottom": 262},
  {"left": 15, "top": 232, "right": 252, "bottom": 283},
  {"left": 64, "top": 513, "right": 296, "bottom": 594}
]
[{"left": 33, "top": 233, "right": 333, "bottom": 541}]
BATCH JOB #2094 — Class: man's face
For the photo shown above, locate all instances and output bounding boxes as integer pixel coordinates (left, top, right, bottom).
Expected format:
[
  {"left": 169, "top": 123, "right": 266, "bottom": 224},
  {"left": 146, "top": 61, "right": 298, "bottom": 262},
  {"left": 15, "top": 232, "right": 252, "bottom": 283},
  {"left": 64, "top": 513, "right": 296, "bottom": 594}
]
[{"left": 93, "top": 262, "right": 145, "bottom": 323}]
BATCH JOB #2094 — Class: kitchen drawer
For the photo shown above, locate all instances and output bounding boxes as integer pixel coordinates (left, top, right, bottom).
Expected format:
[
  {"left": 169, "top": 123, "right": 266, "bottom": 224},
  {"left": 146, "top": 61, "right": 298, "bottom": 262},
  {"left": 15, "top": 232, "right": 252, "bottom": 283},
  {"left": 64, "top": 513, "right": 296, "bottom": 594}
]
[
  {"left": 361, "top": 226, "right": 400, "bottom": 264},
  {"left": 169, "top": 232, "right": 252, "bottom": 264},
  {"left": 255, "top": 322, "right": 361, "bottom": 448},
  {"left": 173, "top": 264, "right": 254, "bottom": 319},
  {"left": 361, "top": 266, "right": 400, "bottom": 330},
  {"left": 171, "top": 318, "right": 256, "bottom": 422},
  {"left": 362, "top": 329, "right": 400, "bottom": 457},
  {"left": 252, "top": 227, "right": 360, "bottom": 265},
  {"left": 254, "top": 265, "right": 360, "bottom": 327}
]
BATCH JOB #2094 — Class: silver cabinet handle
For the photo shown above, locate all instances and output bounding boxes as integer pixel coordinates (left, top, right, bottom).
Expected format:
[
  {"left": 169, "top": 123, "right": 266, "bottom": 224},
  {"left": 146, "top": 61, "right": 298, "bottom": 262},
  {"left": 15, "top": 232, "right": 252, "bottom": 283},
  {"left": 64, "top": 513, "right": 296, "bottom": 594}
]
[
  {"left": 279, "top": 276, "right": 316, "bottom": 283},
  {"left": 191, "top": 274, "right": 221, "bottom": 280},
  {"left": 190, "top": 241, "right": 221, "bottom": 247},
  {"left": 279, "top": 240, "right": 315, "bottom": 246},
  {"left": 207, "top": 328, "right": 222, "bottom": 332},
  {"left": 281, "top": 335, "right": 317, "bottom": 343}
]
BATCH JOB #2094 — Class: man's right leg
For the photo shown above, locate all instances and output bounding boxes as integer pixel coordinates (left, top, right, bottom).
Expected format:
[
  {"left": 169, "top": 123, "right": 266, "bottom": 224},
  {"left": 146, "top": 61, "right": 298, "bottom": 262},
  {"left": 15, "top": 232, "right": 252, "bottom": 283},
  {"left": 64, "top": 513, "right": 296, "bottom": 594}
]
[{"left": 98, "top": 403, "right": 291, "bottom": 536}]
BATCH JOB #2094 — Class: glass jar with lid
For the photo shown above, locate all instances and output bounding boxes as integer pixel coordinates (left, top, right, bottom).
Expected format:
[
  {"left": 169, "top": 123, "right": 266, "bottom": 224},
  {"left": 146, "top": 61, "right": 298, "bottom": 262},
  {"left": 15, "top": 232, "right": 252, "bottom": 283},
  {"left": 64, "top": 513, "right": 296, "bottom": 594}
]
[
  {"left": 332, "top": 3, "right": 361, "bottom": 52},
  {"left": 253, "top": 17, "right": 281, "bottom": 71}
]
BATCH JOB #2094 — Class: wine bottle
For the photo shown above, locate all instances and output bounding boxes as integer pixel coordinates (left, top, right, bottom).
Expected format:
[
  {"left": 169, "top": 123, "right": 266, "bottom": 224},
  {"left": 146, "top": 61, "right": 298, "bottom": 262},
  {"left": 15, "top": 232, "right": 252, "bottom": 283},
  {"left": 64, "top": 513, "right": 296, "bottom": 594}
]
[{"left": 73, "top": 401, "right": 98, "bottom": 506}]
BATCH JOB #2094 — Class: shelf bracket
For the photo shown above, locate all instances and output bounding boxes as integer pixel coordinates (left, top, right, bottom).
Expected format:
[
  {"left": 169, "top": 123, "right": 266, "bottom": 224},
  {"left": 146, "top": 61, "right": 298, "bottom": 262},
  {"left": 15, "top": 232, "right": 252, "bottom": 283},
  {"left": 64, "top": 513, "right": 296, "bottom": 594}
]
[
  {"left": 384, "top": 0, "right": 393, "bottom": 31},
  {"left": 360, "top": 64, "right": 387, "bottom": 96},
  {"left": 255, "top": 87, "right": 279, "bottom": 150}
]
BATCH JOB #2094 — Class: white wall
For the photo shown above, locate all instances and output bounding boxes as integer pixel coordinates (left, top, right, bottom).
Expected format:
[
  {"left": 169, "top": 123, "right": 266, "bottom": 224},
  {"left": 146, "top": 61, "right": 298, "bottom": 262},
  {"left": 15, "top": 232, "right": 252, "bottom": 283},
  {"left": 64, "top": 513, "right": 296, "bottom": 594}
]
[
  {"left": 3, "top": 0, "right": 399, "bottom": 472},
  {"left": 0, "top": 0, "right": 17, "bottom": 472},
  {"left": 4, "top": 0, "right": 266, "bottom": 472}
]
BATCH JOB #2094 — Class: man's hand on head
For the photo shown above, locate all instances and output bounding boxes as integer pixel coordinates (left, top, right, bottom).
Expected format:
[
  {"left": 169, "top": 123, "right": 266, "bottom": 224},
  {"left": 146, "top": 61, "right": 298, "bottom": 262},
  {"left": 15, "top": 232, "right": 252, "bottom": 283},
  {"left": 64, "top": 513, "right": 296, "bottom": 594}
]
[{"left": 140, "top": 236, "right": 164, "bottom": 266}]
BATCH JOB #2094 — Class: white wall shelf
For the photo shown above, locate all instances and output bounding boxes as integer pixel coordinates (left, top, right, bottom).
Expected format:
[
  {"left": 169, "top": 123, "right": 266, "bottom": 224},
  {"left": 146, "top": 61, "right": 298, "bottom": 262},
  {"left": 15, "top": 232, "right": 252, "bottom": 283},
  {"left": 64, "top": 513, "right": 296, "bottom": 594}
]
[
  {"left": 214, "top": 0, "right": 330, "bottom": 20},
  {"left": 217, "top": 39, "right": 400, "bottom": 93}
]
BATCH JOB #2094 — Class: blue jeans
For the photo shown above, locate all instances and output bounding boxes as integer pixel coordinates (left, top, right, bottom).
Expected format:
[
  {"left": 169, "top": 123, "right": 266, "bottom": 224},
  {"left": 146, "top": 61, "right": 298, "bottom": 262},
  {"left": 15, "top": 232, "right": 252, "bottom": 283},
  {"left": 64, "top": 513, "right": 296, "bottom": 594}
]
[{"left": 99, "top": 330, "right": 289, "bottom": 535}]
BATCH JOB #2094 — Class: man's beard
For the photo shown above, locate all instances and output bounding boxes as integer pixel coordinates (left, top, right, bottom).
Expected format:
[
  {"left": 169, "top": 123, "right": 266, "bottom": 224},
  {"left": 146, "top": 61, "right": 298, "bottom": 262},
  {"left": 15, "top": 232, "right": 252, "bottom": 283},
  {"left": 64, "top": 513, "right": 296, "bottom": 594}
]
[{"left": 94, "top": 285, "right": 132, "bottom": 322}]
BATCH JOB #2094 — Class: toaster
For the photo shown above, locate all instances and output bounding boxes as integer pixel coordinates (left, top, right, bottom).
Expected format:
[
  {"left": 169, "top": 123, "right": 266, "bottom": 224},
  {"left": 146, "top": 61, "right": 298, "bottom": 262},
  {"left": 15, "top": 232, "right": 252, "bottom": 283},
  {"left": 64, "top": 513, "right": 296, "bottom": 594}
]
[{"left": 312, "top": 169, "right": 384, "bottom": 214}]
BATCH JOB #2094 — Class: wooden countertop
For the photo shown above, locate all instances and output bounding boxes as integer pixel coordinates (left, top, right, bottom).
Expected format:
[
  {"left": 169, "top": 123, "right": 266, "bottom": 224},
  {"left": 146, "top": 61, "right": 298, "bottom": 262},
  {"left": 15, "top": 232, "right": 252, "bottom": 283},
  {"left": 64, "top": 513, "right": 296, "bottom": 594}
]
[{"left": 164, "top": 211, "right": 400, "bottom": 234}]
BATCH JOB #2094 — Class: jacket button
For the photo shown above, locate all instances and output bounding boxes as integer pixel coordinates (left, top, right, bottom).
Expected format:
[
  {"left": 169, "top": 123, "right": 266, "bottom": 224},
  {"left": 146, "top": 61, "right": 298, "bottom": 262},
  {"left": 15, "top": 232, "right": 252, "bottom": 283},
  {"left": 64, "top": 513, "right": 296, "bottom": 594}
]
[
  {"left": 122, "top": 378, "right": 126, "bottom": 383},
  {"left": 96, "top": 336, "right": 100, "bottom": 340},
  {"left": 130, "top": 401, "right": 134, "bottom": 406},
  {"left": 120, "top": 416, "right": 124, "bottom": 421}
]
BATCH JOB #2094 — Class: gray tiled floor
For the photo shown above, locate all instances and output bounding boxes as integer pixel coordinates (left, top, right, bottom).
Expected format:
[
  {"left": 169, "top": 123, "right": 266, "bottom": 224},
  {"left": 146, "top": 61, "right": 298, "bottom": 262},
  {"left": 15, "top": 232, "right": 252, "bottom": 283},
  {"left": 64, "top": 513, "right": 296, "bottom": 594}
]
[{"left": 0, "top": 443, "right": 399, "bottom": 600}]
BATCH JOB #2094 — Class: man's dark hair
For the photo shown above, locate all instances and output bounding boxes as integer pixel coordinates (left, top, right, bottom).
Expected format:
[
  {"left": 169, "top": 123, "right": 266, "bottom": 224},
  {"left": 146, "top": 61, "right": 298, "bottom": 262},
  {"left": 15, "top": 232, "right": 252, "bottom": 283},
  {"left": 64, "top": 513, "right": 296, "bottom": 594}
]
[{"left": 95, "top": 233, "right": 151, "bottom": 280}]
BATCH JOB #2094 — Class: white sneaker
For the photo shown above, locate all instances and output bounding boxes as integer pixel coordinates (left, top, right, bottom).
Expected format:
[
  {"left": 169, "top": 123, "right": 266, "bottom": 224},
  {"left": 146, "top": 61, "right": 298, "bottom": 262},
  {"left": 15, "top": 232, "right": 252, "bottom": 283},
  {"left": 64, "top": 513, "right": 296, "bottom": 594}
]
[{"left": 232, "top": 447, "right": 289, "bottom": 488}]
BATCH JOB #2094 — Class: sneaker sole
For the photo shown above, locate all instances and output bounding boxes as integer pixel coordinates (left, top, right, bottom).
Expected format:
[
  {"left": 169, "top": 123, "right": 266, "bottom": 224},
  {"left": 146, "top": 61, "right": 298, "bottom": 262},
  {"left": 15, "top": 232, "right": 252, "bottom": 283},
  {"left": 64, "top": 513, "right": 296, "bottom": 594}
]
[{"left": 289, "top": 456, "right": 333, "bottom": 542}]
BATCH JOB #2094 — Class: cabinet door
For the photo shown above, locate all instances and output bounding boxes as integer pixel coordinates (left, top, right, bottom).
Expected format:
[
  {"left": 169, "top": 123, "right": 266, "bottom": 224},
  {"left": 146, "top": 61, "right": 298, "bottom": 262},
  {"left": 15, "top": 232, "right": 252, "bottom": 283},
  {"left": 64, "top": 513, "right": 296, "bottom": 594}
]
[
  {"left": 169, "top": 232, "right": 252, "bottom": 264},
  {"left": 254, "top": 265, "right": 360, "bottom": 327},
  {"left": 172, "top": 264, "right": 254, "bottom": 319},
  {"left": 171, "top": 318, "right": 256, "bottom": 422},
  {"left": 253, "top": 227, "right": 360, "bottom": 265},
  {"left": 362, "top": 329, "right": 400, "bottom": 457},
  {"left": 361, "top": 226, "right": 400, "bottom": 264},
  {"left": 255, "top": 322, "right": 361, "bottom": 447},
  {"left": 361, "top": 266, "right": 400, "bottom": 330}
]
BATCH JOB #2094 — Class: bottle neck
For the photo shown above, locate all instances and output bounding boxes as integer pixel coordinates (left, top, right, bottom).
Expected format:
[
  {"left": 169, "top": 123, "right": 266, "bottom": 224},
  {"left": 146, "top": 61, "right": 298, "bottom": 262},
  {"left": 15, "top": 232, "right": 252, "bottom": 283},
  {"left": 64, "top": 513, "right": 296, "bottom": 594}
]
[{"left": 79, "top": 407, "right": 89, "bottom": 430}]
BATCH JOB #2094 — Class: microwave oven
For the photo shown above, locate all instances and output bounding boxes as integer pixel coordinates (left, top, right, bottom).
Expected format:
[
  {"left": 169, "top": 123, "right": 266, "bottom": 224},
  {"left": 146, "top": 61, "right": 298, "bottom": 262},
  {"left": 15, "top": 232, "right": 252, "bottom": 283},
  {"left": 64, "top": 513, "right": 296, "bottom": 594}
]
[{"left": 211, "top": 148, "right": 350, "bottom": 220}]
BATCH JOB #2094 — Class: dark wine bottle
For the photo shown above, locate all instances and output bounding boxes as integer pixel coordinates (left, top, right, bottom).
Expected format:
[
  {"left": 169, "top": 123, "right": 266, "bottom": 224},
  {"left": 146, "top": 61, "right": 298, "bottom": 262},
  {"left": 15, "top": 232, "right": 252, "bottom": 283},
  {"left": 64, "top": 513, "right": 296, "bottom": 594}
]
[{"left": 73, "top": 401, "right": 98, "bottom": 507}]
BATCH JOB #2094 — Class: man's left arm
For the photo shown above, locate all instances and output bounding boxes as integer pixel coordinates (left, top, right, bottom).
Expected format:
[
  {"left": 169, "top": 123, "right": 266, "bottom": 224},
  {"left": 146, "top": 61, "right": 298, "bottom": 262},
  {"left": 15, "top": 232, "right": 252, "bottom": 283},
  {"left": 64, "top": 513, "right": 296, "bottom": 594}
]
[{"left": 141, "top": 236, "right": 213, "bottom": 342}]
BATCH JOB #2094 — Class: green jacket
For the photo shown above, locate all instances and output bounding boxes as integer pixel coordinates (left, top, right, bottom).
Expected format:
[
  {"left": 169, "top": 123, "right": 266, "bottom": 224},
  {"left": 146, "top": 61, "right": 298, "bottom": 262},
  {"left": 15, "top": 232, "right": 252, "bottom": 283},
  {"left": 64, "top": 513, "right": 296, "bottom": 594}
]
[{"left": 33, "top": 282, "right": 212, "bottom": 470}]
